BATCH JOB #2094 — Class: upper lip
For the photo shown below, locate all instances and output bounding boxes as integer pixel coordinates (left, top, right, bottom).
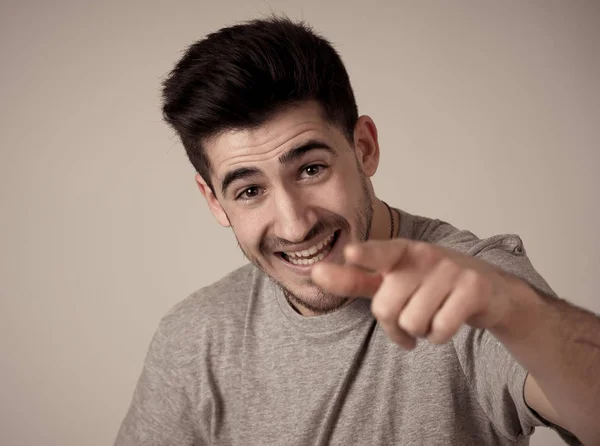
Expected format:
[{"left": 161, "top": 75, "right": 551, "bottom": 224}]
[{"left": 277, "top": 231, "right": 337, "bottom": 254}]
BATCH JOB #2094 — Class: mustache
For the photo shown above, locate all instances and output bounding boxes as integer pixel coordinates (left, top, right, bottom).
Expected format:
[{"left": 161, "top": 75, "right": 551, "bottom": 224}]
[{"left": 261, "top": 216, "right": 350, "bottom": 253}]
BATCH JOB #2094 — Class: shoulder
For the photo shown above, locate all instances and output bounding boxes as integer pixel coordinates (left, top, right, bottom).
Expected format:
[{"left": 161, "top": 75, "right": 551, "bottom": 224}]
[
  {"left": 399, "top": 209, "right": 554, "bottom": 295},
  {"left": 156, "top": 263, "right": 260, "bottom": 344},
  {"left": 398, "top": 209, "right": 479, "bottom": 248},
  {"left": 400, "top": 209, "right": 525, "bottom": 256}
]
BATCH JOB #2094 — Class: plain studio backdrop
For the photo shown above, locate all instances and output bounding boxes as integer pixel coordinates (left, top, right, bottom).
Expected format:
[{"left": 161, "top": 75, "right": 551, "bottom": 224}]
[{"left": 1, "top": 1, "right": 598, "bottom": 445}]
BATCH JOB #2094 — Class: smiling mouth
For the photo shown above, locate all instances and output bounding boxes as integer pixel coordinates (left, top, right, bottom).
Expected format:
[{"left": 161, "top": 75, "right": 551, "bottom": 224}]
[{"left": 278, "top": 230, "right": 341, "bottom": 266}]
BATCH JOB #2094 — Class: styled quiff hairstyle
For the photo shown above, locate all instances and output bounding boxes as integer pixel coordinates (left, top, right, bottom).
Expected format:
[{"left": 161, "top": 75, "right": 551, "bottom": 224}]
[{"left": 161, "top": 16, "right": 359, "bottom": 193}]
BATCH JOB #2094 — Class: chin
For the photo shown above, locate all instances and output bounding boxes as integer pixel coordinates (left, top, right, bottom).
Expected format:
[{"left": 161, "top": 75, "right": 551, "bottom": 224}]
[{"left": 282, "top": 283, "right": 350, "bottom": 315}]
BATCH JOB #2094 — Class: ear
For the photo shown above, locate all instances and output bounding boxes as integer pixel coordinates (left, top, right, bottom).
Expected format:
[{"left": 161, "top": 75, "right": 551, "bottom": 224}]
[
  {"left": 353, "top": 116, "right": 380, "bottom": 177},
  {"left": 195, "top": 174, "right": 231, "bottom": 227}
]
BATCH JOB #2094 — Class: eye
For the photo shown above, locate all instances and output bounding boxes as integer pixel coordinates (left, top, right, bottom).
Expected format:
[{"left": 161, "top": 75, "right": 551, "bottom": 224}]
[
  {"left": 305, "top": 165, "right": 321, "bottom": 176},
  {"left": 300, "top": 164, "right": 327, "bottom": 179},
  {"left": 236, "top": 186, "right": 262, "bottom": 201}
]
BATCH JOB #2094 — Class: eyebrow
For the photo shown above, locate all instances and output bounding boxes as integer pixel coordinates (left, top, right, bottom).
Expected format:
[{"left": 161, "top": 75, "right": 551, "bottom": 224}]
[
  {"left": 220, "top": 140, "right": 335, "bottom": 196},
  {"left": 277, "top": 140, "right": 335, "bottom": 166},
  {"left": 220, "top": 167, "right": 262, "bottom": 197}
]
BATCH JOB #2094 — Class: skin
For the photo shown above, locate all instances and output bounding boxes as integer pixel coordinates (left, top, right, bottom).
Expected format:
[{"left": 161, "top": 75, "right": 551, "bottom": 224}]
[
  {"left": 311, "top": 218, "right": 600, "bottom": 443},
  {"left": 197, "top": 100, "right": 599, "bottom": 443},
  {"left": 197, "top": 101, "right": 394, "bottom": 315}
]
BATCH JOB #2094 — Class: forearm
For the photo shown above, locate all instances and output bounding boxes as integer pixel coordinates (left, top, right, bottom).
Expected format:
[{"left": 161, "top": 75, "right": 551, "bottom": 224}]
[{"left": 491, "top": 278, "right": 600, "bottom": 444}]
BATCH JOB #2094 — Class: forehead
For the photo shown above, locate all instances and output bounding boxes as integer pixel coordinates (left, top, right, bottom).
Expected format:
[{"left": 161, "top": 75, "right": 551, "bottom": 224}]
[{"left": 205, "top": 102, "right": 343, "bottom": 176}]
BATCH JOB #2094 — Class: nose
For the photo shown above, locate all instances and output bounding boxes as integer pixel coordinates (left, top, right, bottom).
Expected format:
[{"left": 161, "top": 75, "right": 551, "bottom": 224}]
[{"left": 272, "top": 189, "right": 318, "bottom": 243}]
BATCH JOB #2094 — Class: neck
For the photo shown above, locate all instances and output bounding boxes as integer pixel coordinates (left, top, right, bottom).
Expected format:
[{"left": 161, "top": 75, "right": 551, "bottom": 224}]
[{"left": 369, "top": 199, "right": 396, "bottom": 240}]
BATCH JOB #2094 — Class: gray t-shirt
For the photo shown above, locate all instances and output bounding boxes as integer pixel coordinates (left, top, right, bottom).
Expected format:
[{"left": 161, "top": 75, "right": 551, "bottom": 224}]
[{"left": 116, "top": 209, "right": 578, "bottom": 445}]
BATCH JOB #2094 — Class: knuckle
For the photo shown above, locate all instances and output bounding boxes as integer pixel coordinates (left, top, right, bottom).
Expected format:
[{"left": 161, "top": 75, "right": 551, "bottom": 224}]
[
  {"left": 398, "top": 314, "right": 427, "bottom": 337},
  {"left": 391, "top": 327, "right": 416, "bottom": 349},
  {"left": 438, "top": 258, "right": 459, "bottom": 276},
  {"left": 430, "top": 316, "right": 453, "bottom": 343},
  {"left": 412, "top": 241, "right": 429, "bottom": 254},
  {"left": 413, "top": 242, "right": 437, "bottom": 266},
  {"left": 460, "top": 268, "right": 483, "bottom": 290},
  {"left": 371, "top": 300, "right": 393, "bottom": 322}
]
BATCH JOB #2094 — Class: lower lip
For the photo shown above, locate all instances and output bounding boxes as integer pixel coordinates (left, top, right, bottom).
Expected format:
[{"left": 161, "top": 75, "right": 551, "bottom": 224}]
[{"left": 276, "top": 230, "right": 342, "bottom": 275}]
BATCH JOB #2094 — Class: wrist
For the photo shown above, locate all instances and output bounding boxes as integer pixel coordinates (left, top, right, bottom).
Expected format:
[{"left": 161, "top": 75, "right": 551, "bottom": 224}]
[{"left": 491, "top": 276, "right": 547, "bottom": 341}]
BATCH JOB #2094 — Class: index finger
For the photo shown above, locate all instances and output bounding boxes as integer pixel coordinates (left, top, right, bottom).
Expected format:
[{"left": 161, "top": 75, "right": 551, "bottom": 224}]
[
  {"left": 311, "top": 262, "right": 383, "bottom": 298},
  {"left": 344, "top": 238, "right": 411, "bottom": 273}
]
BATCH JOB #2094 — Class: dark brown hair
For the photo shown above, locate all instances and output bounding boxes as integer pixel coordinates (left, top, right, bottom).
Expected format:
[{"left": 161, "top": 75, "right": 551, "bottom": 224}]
[{"left": 161, "top": 16, "right": 358, "bottom": 193}]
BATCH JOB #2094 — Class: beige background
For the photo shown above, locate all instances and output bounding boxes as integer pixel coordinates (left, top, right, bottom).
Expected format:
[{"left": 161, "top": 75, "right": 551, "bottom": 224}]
[{"left": 1, "top": 1, "right": 598, "bottom": 445}]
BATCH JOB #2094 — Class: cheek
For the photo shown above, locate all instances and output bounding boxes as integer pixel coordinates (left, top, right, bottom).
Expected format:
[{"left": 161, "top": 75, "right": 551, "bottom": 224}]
[
  {"left": 324, "top": 170, "right": 364, "bottom": 213},
  {"left": 230, "top": 210, "right": 267, "bottom": 248}
]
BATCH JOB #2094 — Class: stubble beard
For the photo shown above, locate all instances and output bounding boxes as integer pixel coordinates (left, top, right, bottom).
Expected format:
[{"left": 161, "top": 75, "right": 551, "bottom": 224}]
[{"left": 234, "top": 175, "right": 374, "bottom": 315}]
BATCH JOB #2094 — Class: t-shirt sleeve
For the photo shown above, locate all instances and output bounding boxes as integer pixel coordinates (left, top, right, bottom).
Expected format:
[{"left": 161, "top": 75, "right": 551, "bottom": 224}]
[
  {"left": 452, "top": 234, "right": 582, "bottom": 445},
  {"left": 114, "top": 322, "right": 199, "bottom": 446}
]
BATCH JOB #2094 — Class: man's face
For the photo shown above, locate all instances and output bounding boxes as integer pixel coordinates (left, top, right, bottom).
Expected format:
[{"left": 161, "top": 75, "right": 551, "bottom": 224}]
[{"left": 199, "top": 102, "right": 379, "bottom": 315}]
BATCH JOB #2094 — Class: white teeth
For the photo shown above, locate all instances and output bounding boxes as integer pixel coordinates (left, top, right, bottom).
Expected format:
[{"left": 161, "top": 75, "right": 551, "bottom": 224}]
[
  {"left": 283, "top": 233, "right": 335, "bottom": 259},
  {"left": 285, "top": 236, "right": 335, "bottom": 266}
]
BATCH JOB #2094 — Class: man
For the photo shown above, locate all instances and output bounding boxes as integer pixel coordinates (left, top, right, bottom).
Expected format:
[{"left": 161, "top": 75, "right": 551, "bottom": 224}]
[{"left": 116, "top": 17, "right": 599, "bottom": 445}]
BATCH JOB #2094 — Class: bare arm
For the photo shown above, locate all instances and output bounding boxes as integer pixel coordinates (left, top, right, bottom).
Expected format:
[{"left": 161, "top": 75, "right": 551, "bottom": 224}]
[
  {"left": 312, "top": 238, "right": 600, "bottom": 444},
  {"left": 491, "top": 281, "right": 600, "bottom": 445}
]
